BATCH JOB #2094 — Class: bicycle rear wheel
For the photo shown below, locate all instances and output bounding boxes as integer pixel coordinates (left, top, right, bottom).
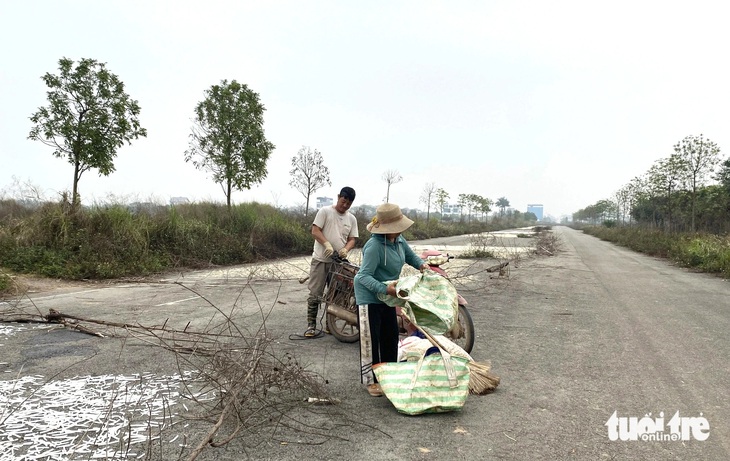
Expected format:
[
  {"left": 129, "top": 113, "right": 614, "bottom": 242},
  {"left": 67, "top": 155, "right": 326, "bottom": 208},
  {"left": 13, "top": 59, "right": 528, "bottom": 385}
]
[
  {"left": 446, "top": 304, "right": 475, "bottom": 353},
  {"left": 326, "top": 298, "right": 360, "bottom": 343}
]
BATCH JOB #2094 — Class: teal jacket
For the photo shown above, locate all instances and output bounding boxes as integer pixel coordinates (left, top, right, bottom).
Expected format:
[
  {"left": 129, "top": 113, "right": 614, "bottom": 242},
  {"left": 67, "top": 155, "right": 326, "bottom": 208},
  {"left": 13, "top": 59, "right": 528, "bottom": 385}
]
[{"left": 354, "top": 234, "right": 424, "bottom": 306}]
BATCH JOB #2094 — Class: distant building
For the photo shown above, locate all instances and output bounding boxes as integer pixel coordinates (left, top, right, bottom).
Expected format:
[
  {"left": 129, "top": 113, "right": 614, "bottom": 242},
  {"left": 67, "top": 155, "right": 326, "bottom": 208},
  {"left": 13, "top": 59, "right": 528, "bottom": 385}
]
[
  {"left": 527, "top": 204, "right": 544, "bottom": 221},
  {"left": 316, "top": 196, "right": 333, "bottom": 209},
  {"left": 441, "top": 203, "right": 462, "bottom": 216},
  {"left": 170, "top": 196, "right": 190, "bottom": 206}
]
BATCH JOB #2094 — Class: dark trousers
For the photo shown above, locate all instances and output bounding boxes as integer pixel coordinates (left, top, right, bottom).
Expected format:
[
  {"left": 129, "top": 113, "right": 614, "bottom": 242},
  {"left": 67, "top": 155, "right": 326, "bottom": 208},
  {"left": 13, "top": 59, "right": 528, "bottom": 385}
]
[{"left": 359, "top": 302, "right": 398, "bottom": 384}]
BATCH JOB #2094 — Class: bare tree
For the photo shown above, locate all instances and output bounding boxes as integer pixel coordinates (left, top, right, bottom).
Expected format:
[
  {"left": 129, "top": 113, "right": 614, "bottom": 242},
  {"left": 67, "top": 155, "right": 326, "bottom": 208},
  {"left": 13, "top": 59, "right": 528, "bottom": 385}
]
[
  {"left": 419, "top": 182, "right": 437, "bottom": 221},
  {"left": 270, "top": 190, "right": 282, "bottom": 209},
  {"left": 2, "top": 176, "right": 46, "bottom": 203},
  {"left": 289, "top": 146, "right": 331, "bottom": 217},
  {"left": 382, "top": 169, "right": 403, "bottom": 202}
]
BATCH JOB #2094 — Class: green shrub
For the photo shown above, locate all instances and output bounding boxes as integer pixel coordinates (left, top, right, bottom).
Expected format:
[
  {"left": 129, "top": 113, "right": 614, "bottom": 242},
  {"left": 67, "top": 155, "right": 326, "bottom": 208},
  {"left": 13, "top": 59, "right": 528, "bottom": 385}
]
[
  {"left": 0, "top": 200, "right": 317, "bottom": 279},
  {"left": 0, "top": 198, "right": 605, "bottom": 281},
  {"left": 583, "top": 226, "right": 730, "bottom": 278},
  {"left": 673, "top": 235, "right": 730, "bottom": 276},
  {"left": 0, "top": 271, "right": 12, "bottom": 293},
  {"left": 460, "top": 248, "right": 496, "bottom": 258}
]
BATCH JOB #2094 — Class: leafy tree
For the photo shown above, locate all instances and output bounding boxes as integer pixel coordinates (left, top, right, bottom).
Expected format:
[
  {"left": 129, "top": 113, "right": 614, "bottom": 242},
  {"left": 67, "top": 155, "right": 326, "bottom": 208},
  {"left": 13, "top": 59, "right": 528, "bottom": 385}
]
[
  {"left": 185, "top": 80, "right": 275, "bottom": 208},
  {"left": 613, "top": 185, "right": 632, "bottom": 224},
  {"left": 289, "top": 146, "right": 331, "bottom": 217},
  {"left": 596, "top": 199, "right": 618, "bottom": 223},
  {"left": 673, "top": 134, "right": 722, "bottom": 231},
  {"left": 692, "top": 185, "right": 729, "bottom": 233},
  {"left": 624, "top": 176, "right": 647, "bottom": 226},
  {"left": 714, "top": 158, "right": 730, "bottom": 230},
  {"left": 463, "top": 193, "right": 483, "bottom": 222},
  {"left": 647, "top": 155, "right": 686, "bottom": 232},
  {"left": 474, "top": 195, "right": 492, "bottom": 221},
  {"left": 457, "top": 193, "right": 468, "bottom": 222},
  {"left": 28, "top": 57, "right": 147, "bottom": 206},
  {"left": 382, "top": 169, "right": 403, "bottom": 202},
  {"left": 717, "top": 157, "right": 730, "bottom": 192},
  {"left": 419, "top": 182, "right": 437, "bottom": 221},
  {"left": 574, "top": 199, "right": 616, "bottom": 225},
  {"left": 434, "top": 188, "right": 449, "bottom": 220},
  {"left": 496, "top": 197, "right": 510, "bottom": 216}
]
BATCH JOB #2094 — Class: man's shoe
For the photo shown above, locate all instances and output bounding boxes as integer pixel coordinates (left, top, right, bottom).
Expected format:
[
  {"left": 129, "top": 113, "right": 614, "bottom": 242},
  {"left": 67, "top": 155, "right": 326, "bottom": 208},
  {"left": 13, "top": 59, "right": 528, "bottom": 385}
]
[
  {"left": 304, "top": 320, "right": 317, "bottom": 337},
  {"left": 367, "top": 383, "right": 383, "bottom": 397}
]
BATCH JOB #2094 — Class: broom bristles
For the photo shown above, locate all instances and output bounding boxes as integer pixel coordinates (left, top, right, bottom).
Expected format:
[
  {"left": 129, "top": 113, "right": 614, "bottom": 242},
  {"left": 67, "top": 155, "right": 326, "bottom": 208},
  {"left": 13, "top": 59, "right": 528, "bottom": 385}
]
[{"left": 467, "top": 360, "right": 500, "bottom": 395}]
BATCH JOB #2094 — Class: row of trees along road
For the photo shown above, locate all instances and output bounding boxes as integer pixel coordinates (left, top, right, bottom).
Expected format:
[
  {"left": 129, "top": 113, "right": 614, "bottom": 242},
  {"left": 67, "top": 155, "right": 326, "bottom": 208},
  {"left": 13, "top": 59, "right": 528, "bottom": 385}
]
[
  {"left": 420, "top": 185, "right": 513, "bottom": 223},
  {"left": 27, "top": 57, "right": 276, "bottom": 209},
  {"left": 27, "top": 56, "right": 525, "bottom": 223},
  {"left": 574, "top": 134, "right": 730, "bottom": 234},
  {"left": 287, "top": 150, "right": 523, "bottom": 224}
]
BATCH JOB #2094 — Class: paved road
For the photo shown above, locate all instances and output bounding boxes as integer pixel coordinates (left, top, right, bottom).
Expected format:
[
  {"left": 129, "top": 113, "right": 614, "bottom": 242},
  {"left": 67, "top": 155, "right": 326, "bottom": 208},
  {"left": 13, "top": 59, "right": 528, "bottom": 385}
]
[{"left": 1, "top": 226, "right": 728, "bottom": 460}]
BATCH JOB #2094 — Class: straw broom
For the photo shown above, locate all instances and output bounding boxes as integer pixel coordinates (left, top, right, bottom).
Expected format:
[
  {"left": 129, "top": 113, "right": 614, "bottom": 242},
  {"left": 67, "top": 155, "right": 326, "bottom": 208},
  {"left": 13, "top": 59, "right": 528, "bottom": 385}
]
[
  {"left": 398, "top": 295, "right": 500, "bottom": 395},
  {"left": 444, "top": 320, "right": 500, "bottom": 394},
  {"left": 465, "top": 360, "right": 500, "bottom": 395},
  {"left": 417, "top": 326, "right": 500, "bottom": 395}
]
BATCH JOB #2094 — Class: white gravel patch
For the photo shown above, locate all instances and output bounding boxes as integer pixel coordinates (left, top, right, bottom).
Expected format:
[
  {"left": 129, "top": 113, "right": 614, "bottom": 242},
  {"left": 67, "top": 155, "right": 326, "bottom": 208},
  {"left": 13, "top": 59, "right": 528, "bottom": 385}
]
[{"left": 0, "top": 371, "right": 213, "bottom": 460}]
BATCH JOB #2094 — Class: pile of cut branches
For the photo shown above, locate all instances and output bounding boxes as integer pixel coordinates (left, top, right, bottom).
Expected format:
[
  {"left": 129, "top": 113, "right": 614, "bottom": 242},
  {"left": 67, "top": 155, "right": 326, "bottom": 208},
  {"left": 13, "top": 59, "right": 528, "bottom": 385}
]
[{"left": 0, "top": 280, "right": 353, "bottom": 460}]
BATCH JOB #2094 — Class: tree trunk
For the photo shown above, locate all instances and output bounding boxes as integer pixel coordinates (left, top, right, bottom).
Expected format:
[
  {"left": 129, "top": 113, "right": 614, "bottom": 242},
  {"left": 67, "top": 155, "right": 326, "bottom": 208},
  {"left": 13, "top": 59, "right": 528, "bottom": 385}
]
[
  {"left": 691, "top": 182, "right": 697, "bottom": 232},
  {"left": 72, "top": 160, "right": 81, "bottom": 206}
]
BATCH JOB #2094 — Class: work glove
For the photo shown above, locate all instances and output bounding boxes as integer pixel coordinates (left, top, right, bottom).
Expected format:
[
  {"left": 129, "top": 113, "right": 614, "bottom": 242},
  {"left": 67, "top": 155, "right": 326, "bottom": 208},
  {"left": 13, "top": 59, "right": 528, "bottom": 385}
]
[
  {"left": 338, "top": 247, "right": 349, "bottom": 259},
  {"left": 323, "top": 241, "right": 334, "bottom": 258}
]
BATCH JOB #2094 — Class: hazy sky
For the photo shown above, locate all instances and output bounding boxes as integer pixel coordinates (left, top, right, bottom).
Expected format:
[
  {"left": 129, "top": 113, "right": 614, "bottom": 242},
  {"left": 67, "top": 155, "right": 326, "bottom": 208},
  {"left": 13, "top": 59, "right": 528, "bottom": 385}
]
[{"left": 2, "top": 1, "right": 729, "bottom": 219}]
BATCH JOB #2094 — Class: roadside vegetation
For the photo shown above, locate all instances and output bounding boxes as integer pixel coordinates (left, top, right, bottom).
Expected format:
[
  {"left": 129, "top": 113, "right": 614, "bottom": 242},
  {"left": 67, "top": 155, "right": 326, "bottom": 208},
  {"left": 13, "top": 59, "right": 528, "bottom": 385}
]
[
  {"left": 0, "top": 198, "right": 540, "bottom": 291},
  {"left": 572, "top": 134, "right": 730, "bottom": 279},
  {"left": 0, "top": 55, "right": 547, "bottom": 458},
  {"left": 0, "top": 200, "right": 310, "bottom": 282},
  {"left": 579, "top": 226, "right": 730, "bottom": 278},
  {"left": 3, "top": 56, "right": 543, "bottom": 295}
]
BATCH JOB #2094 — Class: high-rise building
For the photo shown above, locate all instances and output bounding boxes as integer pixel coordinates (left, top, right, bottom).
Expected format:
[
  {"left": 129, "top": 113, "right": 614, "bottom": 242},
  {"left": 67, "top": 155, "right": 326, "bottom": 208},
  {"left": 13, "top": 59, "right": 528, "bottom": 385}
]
[{"left": 527, "top": 204, "right": 544, "bottom": 221}]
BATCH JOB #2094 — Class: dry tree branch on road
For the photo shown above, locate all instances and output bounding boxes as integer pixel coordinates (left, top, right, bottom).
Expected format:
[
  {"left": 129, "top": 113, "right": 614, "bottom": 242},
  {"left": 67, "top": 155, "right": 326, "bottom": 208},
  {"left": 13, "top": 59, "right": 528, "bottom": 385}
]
[{"left": 0, "top": 269, "right": 370, "bottom": 460}]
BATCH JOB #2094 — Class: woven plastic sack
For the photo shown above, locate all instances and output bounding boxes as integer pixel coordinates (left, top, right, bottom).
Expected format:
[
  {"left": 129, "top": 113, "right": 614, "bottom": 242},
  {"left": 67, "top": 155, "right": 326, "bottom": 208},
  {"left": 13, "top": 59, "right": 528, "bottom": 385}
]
[
  {"left": 378, "top": 270, "right": 459, "bottom": 335},
  {"left": 373, "top": 350, "right": 469, "bottom": 415},
  {"left": 399, "top": 334, "right": 473, "bottom": 363}
]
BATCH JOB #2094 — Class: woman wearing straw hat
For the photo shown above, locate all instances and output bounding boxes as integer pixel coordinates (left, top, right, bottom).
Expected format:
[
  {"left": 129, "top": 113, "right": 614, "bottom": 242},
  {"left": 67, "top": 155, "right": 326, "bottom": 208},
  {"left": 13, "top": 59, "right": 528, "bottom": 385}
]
[{"left": 354, "top": 203, "right": 429, "bottom": 397}]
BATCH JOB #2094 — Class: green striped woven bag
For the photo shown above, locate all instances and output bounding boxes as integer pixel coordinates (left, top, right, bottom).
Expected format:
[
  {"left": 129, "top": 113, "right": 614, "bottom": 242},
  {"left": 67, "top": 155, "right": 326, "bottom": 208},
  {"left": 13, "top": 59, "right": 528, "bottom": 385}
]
[
  {"left": 377, "top": 270, "right": 459, "bottom": 336},
  {"left": 373, "top": 349, "right": 470, "bottom": 415}
]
